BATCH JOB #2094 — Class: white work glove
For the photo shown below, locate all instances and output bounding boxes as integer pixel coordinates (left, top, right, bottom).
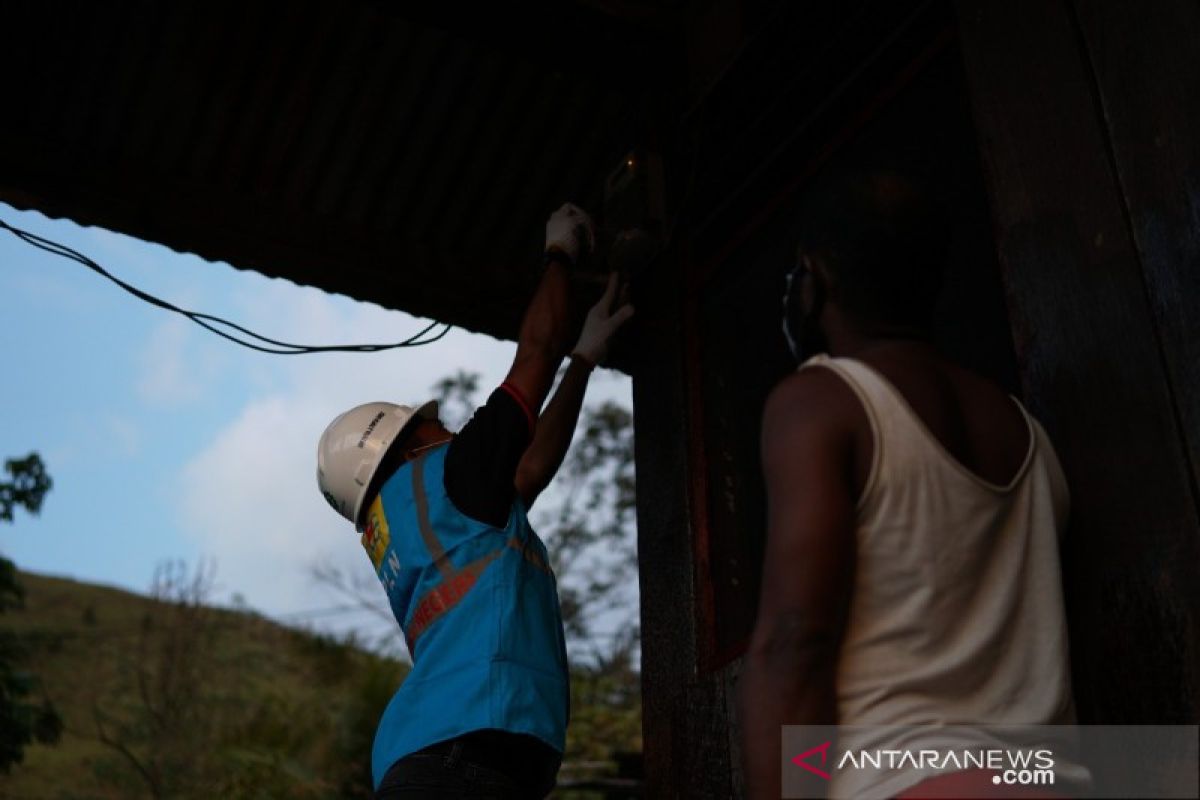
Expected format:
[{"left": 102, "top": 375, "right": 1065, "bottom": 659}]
[
  {"left": 572, "top": 273, "right": 634, "bottom": 366},
  {"left": 545, "top": 202, "right": 596, "bottom": 267}
]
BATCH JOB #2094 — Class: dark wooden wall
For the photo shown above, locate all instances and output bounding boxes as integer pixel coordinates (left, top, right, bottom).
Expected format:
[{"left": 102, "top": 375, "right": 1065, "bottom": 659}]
[
  {"left": 955, "top": 0, "right": 1200, "bottom": 727},
  {"left": 632, "top": 0, "right": 1200, "bottom": 796}
]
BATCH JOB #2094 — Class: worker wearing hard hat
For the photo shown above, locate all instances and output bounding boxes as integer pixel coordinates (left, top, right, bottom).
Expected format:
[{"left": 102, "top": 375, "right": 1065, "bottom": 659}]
[{"left": 317, "top": 203, "right": 633, "bottom": 799}]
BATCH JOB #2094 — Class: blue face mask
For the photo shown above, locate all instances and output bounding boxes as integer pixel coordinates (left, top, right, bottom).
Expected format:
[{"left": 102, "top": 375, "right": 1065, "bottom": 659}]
[{"left": 781, "top": 259, "right": 827, "bottom": 363}]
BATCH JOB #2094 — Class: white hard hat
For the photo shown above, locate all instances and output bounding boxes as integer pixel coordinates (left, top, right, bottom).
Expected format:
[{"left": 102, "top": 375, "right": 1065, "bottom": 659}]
[{"left": 316, "top": 400, "right": 439, "bottom": 526}]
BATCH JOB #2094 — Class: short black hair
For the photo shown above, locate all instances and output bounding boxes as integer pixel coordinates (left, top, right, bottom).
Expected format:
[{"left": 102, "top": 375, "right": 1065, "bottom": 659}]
[{"left": 795, "top": 169, "right": 946, "bottom": 330}]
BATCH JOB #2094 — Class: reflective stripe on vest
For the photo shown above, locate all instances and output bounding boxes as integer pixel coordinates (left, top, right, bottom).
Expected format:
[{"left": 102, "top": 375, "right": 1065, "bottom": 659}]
[
  {"left": 507, "top": 536, "right": 552, "bottom": 574},
  {"left": 402, "top": 451, "right": 548, "bottom": 647},
  {"left": 412, "top": 451, "right": 455, "bottom": 582},
  {"left": 405, "top": 548, "right": 503, "bottom": 645}
]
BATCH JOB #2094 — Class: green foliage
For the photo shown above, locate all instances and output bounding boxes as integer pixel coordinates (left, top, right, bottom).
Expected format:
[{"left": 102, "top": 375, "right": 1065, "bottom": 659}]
[
  {"left": 548, "top": 400, "right": 638, "bottom": 648},
  {"left": 0, "top": 618, "right": 63, "bottom": 772},
  {"left": 328, "top": 657, "right": 408, "bottom": 798},
  {"left": 0, "top": 556, "right": 24, "bottom": 614},
  {"left": 431, "top": 369, "right": 482, "bottom": 431},
  {"left": 565, "top": 630, "right": 642, "bottom": 764},
  {"left": 0, "top": 451, "right": 62, "bottom": 775},
  {"left": 88, "top": 560, "right": 227, "bottom": 798},
  {"left": 0, "top": 453, "right": 52, "bottom": 524},
  {"left": 0, "top": 568, "right": 408, "bottom": 798}
]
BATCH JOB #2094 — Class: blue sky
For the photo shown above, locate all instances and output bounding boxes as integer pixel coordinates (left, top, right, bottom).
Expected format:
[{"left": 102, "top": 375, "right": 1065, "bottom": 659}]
[{"left": 0, "top": 201, "right": 632, "bottom": 642}]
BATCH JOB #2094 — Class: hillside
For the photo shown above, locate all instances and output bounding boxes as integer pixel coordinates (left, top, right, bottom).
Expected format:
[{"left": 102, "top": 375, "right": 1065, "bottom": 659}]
[{"left": 1, "top": 569, "right": 406, "bottom": 799}]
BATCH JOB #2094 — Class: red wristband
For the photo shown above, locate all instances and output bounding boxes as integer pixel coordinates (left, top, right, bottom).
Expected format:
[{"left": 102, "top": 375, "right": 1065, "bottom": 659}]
[{"left": 499, "top": 382, "right": 537, "bottom": 437}]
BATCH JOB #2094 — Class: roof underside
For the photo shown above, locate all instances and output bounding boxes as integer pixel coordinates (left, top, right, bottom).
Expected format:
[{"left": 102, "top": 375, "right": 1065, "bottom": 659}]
[{"left": 0, "top": 0, "right": 679, "bottom": 340}]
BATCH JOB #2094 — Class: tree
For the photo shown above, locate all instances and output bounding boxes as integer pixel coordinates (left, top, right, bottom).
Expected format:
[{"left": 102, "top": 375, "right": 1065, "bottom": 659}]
[
  {"left": 430, "top": 369, "right": 481, "bottom": 430},
  {"left": 89, "top": 560, "right": 223, "bottom": 798},
  {"left": 0, "top": 453, "right": 51, "bottom": 524},
  {"left": 0, "top": 452, "right": 62, "bottom": 772},
  {"left": 540, "top": 398, "right": 638, "bottom": 653}
]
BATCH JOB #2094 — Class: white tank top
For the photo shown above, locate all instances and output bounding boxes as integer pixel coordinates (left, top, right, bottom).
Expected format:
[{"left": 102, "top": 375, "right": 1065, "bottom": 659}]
[{"left": 799, "top": 355, "right": 1086, "bottom": 799}]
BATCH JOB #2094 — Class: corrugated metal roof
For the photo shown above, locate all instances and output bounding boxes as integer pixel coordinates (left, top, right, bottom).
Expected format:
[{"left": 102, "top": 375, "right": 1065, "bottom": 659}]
[{"left": 0, "top": 0, "right": 672, "bottom": 339}]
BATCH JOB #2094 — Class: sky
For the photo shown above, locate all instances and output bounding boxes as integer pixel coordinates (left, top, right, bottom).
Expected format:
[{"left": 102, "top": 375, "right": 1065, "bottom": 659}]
[{"left": 0, "top": 201, "right": 633, "bottom": 646}]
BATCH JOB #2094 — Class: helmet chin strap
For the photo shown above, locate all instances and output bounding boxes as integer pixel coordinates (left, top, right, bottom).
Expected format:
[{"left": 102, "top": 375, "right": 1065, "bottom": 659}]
[{"left": 404, "top": 438, "right": 452, "bottom": 462}]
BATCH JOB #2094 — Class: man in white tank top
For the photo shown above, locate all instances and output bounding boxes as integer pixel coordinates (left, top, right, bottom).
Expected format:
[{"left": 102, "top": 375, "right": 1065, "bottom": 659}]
[{"left": 737, "top": 171, "right": 1086, "bottom": 799}]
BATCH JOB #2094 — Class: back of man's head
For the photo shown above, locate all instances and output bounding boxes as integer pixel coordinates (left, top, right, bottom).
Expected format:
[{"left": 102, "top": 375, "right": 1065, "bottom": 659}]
[{"left": 796, "top": 168, "right": 947, "bottom": 333}]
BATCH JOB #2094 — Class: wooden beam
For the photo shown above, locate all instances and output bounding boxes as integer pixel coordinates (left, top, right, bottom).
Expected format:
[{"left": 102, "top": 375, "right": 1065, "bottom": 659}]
[
  {"left": 0, "top": 140, "right": 528, "bottom": 340},
  {"left": 631, "top": 241, "right": 701, "bottom": 799}
]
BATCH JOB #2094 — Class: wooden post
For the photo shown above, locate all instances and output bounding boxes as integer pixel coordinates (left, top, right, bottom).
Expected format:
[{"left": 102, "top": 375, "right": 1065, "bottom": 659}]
[{"left": 631, "top": 243, "right": 705, "bottom": 798}]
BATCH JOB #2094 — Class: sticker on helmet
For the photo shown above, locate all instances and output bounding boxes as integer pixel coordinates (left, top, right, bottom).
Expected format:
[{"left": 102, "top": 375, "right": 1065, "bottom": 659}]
[{"left": 357, "top": 411, "right": 387, "bottom": 449}]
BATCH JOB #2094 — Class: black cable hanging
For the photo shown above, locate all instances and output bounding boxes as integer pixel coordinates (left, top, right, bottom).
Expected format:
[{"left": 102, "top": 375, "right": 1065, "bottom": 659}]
[{"left": 0, "top": 217, "right": 453, "bottom": 355}]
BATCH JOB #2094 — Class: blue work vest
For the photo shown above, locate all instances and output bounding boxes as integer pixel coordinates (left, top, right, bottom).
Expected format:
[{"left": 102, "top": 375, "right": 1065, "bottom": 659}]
[{"left": 359, "top": 443, "right": 569, "bottom": 789}]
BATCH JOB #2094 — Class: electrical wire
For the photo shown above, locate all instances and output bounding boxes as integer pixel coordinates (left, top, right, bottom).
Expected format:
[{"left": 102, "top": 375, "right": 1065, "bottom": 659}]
[{"left": 0, "top": 217, "right": 453, "bottom": 354}]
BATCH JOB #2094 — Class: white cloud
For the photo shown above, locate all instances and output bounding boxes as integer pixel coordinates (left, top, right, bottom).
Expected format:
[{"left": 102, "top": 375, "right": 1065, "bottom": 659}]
[
  {"left": 105, "top": 413, "right": 142, "bottom": 458},
  {"left": 137, "top": 318, "right": 222, "bottom": 406},
  {"left": 178, "top": 392, "right": 355, "bottom": 617}
]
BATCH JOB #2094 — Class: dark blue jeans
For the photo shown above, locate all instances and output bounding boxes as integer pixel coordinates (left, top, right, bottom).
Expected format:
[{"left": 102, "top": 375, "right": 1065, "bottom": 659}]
[{"left": 375, "top": 737, "right": 558, "bottom": 799}]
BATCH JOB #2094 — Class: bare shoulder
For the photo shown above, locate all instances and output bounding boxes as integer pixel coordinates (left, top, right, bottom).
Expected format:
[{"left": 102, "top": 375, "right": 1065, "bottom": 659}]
[
  {"left": 944, "top": 358, "right": 1009, "bottom": 397},
  {"left": 945, "top": 360, "right": 1026, "bottom": 425},
  {"left": 940, "top": 359, "right": 1033, "bottom": 478},
  {"left": 762, "top": 365, "right": 861, "bottom": 444}
]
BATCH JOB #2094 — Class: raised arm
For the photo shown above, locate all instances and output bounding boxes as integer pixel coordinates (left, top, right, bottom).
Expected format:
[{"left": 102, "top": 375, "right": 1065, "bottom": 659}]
[
  {"left": 515, "top": 274, "right": 633, "bottom": 509},
  {"left": 502, "top": 204, "right": 594, "bottom": 414},
  {"left": 738, "top": 369, "right": 857, "bottom": 800}
]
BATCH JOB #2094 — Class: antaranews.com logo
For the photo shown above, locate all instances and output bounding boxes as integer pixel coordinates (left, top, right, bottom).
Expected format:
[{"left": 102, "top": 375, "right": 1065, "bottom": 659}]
[
  {"left": 781, "top": 724, "right": 1198, "bottom": 799},
  {"left": 793, "top": 740, "right": 1056, "bottom": 786}
]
